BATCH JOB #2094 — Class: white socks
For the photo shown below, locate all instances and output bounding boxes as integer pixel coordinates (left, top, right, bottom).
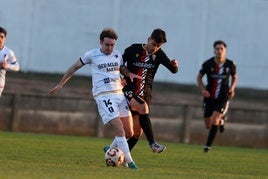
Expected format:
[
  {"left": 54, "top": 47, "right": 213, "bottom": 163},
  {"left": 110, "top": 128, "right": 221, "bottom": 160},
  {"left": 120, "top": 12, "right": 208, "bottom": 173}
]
[{"left": 114, "top": 136, "right": 133, "bottom": 163}]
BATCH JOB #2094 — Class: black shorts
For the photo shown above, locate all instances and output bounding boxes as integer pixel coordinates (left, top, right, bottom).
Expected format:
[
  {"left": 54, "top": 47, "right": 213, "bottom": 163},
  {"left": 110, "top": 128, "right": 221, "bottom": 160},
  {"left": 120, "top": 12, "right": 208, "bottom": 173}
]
[
  {"left": 202, "top": 98, "right": 228, "bottom": 118},
  {"left": 122, "top": 86, "right": 145, "bottom": 105}
]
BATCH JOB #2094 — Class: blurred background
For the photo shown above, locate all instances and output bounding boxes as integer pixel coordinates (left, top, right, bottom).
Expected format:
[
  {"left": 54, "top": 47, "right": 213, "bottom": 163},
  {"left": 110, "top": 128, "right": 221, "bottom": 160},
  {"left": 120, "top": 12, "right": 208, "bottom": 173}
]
[{"left": 1, "top": 0, "right": 268, "bottom": 89}]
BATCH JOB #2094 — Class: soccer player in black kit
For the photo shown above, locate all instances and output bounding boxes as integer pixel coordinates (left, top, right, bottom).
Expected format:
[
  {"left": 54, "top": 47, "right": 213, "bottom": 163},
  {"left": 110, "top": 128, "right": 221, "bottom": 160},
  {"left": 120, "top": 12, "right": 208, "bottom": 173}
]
[
  {"left": 197, "top": 40, "right": 238, "bottom": 152},
  {"left": 120, "top": 28, "right": 179, "bottom": 153}
]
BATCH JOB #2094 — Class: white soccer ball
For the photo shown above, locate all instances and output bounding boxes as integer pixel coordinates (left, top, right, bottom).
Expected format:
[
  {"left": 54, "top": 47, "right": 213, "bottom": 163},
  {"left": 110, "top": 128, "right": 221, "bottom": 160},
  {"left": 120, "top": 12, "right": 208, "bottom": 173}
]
[{"left": 105, "top": 147, "right": 124, "bottom": 167}]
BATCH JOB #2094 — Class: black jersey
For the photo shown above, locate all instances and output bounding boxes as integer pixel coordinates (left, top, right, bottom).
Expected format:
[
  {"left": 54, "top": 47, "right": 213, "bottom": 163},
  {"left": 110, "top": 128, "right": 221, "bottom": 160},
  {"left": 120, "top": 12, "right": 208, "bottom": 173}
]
[
  {"left": 199, "top": 57, "right": 236, "bottom": 100},
  {"left": 122, "top": 44, "right": 177, "bottom": 104}
]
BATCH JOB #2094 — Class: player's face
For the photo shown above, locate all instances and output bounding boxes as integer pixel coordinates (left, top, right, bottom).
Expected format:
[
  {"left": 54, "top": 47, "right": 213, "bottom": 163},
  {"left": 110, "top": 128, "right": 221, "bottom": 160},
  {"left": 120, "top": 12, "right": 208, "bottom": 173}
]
[
  {"left": 0, "top": 32, "right": 6, "bottom": 49},
  {"left": 100, "top": 37, "right": 116, "bottom": 55},
  {"left": 214, "top": 44, "right": 226, "bottom": 59},
  {"left": 146, "top": 38, "right": 163, "bottom": 54}
]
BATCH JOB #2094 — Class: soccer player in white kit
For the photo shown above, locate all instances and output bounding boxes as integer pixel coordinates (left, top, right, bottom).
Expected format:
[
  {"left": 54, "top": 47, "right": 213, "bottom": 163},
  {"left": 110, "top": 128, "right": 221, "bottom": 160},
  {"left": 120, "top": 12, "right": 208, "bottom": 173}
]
[
  {"left": 0, "top": 27, "right": 20, "bottom": 97},
  {"left": 49, "top": 28, "right": 140, "bottom": 169}
]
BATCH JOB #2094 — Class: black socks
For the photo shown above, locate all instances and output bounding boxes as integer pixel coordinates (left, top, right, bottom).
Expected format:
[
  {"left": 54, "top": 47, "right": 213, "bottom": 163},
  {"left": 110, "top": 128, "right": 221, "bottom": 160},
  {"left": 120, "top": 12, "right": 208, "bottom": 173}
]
[
  {"left": 139, "top": 114, "right": 155, "bottom": 145},
  {"left": 205, "top": 125, "right": 218, "bottom": 147},
  {"left": 127, "top": 137, "right": 139, "bottom": 151}
]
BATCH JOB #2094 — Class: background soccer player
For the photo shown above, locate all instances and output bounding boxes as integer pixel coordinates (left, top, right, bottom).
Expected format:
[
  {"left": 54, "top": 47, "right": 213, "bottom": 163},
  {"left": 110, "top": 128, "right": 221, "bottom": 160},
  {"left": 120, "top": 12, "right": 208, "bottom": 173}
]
[
  {"left": 196, "top": 40, "right": 238, "bottom": 152},
  {"left": 0, "top": 26, "right": 20, "bottom": 97},
  {"left": 120, "top": 28, "right": 179, "bottom": 153}
]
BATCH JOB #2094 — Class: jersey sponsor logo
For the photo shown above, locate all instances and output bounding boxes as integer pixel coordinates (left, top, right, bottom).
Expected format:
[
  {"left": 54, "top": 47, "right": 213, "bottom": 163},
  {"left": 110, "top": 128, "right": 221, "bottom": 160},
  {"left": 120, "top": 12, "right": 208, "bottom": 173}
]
[
  {"left": 133, "top": 62, "right": 155, "bottom": 69},
  {"left": 98, "top": 62, "right": 120, "bottom": 72},
  {"left": 103, "top": 78, "right": 110, "bottom": 83},
  {"left": 211, "top": 74, "right": 227, "bottom": 79}
]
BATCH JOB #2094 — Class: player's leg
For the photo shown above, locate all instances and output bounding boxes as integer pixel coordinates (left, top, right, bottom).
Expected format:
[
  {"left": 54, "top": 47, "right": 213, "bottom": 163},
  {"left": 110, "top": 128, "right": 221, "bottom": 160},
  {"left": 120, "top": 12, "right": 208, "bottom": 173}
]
[
  {"left": 202, "top": 99, "right": 212, "bottom": 129},
  {"left": 109, "top": 118, "right": 135, "bottom": 166},
  {"left": 219, "top": 101, "right": 229, "bottom": 133},
  {"left": 120, "top": 116, "right": 134, "bottom": 139},
  {"left": 129, "top": 95, "right": 166, "bottom": 153},
  {"left": 204, "top": 111, "right": 222, "bottom": 152},
  {"left": 127, "top": 112, "right": 143, "bottom": 151},
  {"left": 202, "top": 98, "right": 213, "bottom": 152},
  {"left": 96, "top": 93, "right": 137, "bottom": 169}
]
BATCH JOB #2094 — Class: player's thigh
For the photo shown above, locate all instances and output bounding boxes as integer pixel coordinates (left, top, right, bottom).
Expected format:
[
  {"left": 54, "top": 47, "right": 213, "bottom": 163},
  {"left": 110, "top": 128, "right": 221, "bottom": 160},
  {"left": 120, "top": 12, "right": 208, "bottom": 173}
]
[{"left": 129, "top": 97, "right": 149, "bottom": 114}]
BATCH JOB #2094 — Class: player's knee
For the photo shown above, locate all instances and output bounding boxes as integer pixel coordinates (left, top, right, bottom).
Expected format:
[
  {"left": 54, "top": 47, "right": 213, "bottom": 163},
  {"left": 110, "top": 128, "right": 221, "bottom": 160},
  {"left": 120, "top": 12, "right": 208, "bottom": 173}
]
[
  {"left": 124, "top": 130, "right": 134, "bottom": 139},
  {"left": 137, "top": 104, "right": 149, "bottom": 114}
]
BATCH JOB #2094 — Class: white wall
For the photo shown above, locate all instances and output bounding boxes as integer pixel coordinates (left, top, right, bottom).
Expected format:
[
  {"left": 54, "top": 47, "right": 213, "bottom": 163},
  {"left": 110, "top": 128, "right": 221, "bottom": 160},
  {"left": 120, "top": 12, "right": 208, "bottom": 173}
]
[{"left": 1, "top": 0, "right": 268, "bottom": 89}]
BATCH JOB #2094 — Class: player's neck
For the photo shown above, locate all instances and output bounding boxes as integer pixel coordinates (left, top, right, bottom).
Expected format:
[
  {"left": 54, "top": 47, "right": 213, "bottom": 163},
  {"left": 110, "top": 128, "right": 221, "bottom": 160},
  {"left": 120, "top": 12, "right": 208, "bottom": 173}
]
[
  {"left": 214, "top": 57, "right": 226, "bottom": 64},
  {"left": 143, "top": 44, "right": 153, "bottom": 55}
]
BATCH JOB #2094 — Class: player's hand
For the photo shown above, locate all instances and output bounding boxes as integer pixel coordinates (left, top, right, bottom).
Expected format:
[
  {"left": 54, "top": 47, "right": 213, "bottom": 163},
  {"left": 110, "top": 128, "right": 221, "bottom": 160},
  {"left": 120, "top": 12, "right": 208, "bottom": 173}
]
[
  {"left": 129, "top": 73, "right": 142, "bottom": 82},
  {"left": 0, "top": 60, "right": 8, "bottom": 69},
  {"left": 120, "top": 78, "right": 127, "bottom": 87},
  {"left": 201, "top": 89, "right": 210, "bottom": 98},
  {"left": 170, "top": 59, "right": 178, "bottom": 68},
  {"left": 49, "top": 85, "right": 62, "bottom": 95},
  {"left": 228, "top": 89, "right": 235, "bottom": 99}
]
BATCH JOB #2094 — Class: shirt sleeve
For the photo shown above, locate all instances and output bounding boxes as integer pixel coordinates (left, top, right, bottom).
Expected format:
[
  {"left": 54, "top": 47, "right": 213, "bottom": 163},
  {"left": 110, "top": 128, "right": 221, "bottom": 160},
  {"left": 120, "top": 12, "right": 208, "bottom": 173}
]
[
  {"left": 80, "top": 51, "right": 92, "bottom": 65},
  {"left": 7, "top": 50, "right": 19, "bottom": 71},
  {"left": 159, "top": 50, "right": 178, "bottom": 73},
  {"left": 231, "top": 62, "right": 237, "bottom": 76},
  {"left": 199, "top": 61, "right": 207, "bottom": 75}
]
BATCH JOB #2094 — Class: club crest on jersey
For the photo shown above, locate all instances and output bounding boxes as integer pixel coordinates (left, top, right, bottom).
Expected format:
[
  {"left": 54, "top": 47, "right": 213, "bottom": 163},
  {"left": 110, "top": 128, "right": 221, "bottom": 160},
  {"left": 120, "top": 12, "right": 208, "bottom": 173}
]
[
  {"left": 210, "top": 67, "right": 214, "bottom": 72},
  {"left": 136, "top": 54, "right": 139, "bottom": 58},
  {"left": 226, "top": 67, "right": 230, "bottom": 73}
]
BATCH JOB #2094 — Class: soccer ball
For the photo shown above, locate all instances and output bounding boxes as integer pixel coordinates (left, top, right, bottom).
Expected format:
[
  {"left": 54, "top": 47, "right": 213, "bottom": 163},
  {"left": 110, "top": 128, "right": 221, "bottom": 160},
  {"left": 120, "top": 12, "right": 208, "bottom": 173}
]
[{"left": 105, "top": 147, "right": 124, "bottom": 167}]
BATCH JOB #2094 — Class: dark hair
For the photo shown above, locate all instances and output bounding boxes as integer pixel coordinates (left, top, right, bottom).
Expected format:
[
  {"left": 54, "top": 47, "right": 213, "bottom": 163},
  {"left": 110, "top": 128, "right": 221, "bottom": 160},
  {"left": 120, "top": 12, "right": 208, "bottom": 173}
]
[
  {"left": 213, "top": 40, "right": 227, "bottom": 48},
  {"left": 150, "top": 28, "right": 167, "bottom": 44},
  {"left": 0, "top": 26, "right": 7, "bottom": 36},
  {"left": 99, "top": 28, "right": 118, "bottom": 41}
]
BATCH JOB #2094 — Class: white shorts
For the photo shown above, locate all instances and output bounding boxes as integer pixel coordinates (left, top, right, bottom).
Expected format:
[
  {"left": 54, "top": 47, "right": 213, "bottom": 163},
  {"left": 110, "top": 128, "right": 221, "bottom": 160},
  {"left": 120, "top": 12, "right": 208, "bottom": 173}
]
[{"left": 94, "top": 92, "right": 131, "bottom": 125}]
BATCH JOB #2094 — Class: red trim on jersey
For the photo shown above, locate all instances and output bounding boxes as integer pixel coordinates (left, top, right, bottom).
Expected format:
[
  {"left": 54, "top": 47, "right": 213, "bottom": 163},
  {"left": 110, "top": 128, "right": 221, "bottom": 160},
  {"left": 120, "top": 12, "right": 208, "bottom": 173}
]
[
  {"left": 135, "top": 50, "right": 146, "bottom": 94},
  {"left": 211, "top": 64, "right": 219, "bottom": 99}
]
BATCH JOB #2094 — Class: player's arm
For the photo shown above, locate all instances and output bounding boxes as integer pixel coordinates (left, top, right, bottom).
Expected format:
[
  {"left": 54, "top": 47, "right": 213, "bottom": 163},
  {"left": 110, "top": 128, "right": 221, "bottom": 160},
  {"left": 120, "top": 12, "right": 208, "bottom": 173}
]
[
  {"left": 229, "top": 73, "right": 238, "bottom": 99},
  {"left": 160, "top": 51, "right": 178, "bottom": 73},
  {"left": 170, "top": 59, "right": 179, "bottom": 73},
  {"left": 1, "top": 52, "right": 20, "bottom": 71},
  {"left": 120, "top": 65, "right": 142, "bottom": 82},
  {"left": 49, "top": 59, "right": 84, "bottom": 95},
  {"left": 196, "top": 73, "right": 210, "bottom": 98}
]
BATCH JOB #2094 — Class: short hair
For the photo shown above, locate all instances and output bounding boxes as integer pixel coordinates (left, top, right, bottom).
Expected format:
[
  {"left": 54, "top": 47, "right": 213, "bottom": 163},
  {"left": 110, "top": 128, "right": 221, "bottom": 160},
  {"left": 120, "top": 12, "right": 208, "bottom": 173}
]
[
  {"left": 99, "top": 28, "right": 118, "bottom": 41},
  {"left": 0, "top": 26, "right": 7, "bottom": 36},
  {"left": 150, "top": 28, "right": 167, "bottom": 44},
  {"left": 213, "top": 40, "right": 227, "bottom": 48}
]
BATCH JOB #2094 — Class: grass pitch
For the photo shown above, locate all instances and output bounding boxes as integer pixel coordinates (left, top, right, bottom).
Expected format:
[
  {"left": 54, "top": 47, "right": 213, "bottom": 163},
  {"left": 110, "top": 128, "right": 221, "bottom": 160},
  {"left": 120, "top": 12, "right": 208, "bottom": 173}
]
[{"left": 0, "top": 131, "right": 267, "bottom": 179}]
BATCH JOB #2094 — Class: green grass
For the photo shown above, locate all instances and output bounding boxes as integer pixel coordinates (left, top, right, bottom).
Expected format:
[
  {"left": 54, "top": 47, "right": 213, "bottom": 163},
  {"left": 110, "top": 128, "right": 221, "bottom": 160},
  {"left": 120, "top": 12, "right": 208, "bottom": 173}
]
[{"left": 0, "top": 132, "right": 267, "bottom": 179}]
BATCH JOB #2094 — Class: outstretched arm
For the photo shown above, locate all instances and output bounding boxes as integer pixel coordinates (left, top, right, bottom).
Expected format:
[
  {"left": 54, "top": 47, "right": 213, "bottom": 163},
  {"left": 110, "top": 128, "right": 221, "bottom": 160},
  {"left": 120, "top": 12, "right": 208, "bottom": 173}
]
[{"left": 49, "top": 59, "right": 84, "bottom": 95}]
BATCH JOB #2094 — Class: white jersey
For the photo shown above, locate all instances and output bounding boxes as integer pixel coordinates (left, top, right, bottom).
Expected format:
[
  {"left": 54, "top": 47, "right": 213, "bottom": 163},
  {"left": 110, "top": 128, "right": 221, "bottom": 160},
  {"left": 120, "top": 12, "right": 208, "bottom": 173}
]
[
  {"left": 80, "top": 48, "right": 123, "bottom": 96},
  {"left": 0, "top": 46, "right": 20, "bottom": 88}
]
